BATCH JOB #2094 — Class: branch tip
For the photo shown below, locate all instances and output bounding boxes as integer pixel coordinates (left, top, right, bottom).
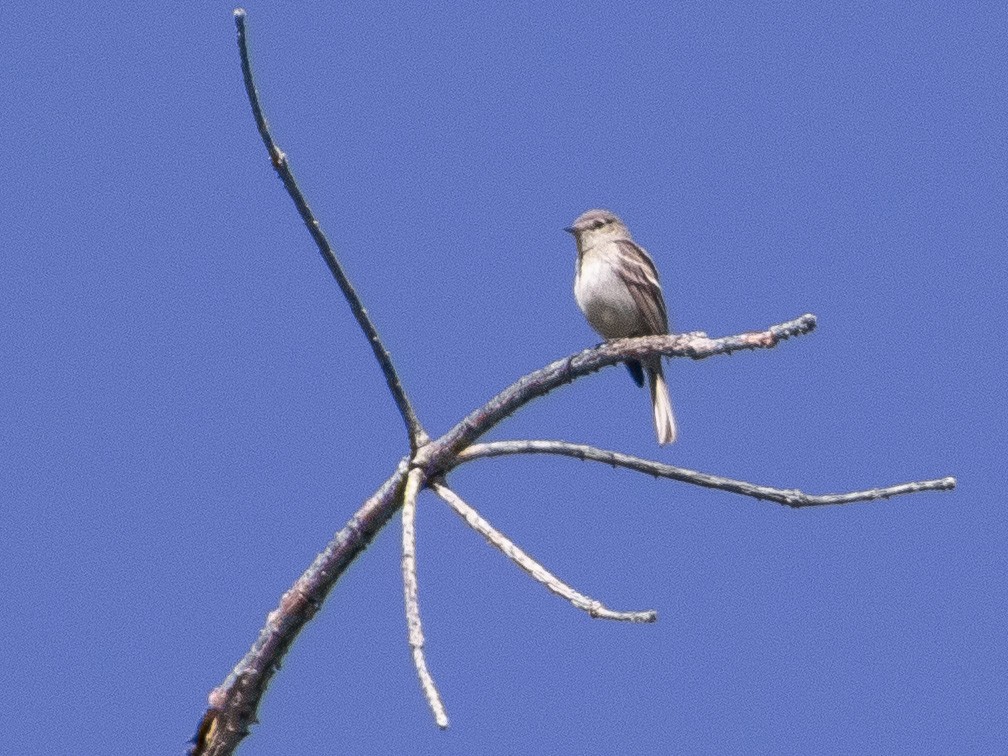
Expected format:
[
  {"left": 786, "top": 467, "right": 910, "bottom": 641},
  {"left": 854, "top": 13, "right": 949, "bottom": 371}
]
[{"left": 794, "top": 313, "right": 817, "bottom": 332}]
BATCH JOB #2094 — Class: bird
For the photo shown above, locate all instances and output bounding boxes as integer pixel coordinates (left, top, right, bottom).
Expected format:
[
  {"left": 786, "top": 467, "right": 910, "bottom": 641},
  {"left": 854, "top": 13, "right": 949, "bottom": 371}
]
[{"left": 565, "top": 208, "right": 677, "bottom": 444}]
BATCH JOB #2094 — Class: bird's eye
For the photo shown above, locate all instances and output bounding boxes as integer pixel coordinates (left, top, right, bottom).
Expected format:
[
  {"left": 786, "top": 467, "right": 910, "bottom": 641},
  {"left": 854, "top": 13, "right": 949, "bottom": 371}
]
[{"left": 592, "top": 220, "right": 605, "bottom": 229}]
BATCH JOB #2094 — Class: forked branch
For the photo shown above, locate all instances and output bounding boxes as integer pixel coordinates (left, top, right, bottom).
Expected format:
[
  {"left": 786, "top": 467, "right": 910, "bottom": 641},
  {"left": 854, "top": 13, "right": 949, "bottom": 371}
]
[{"left": 192, "top": 10, "right": 956, "bottom": 756}]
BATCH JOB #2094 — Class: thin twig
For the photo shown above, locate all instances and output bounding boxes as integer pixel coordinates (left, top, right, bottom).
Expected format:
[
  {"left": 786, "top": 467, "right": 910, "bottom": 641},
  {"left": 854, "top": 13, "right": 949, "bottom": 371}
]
[
  {"left": 414, "top": 314, "right": 817, "bottom": 473},
  {"left": 452, "top": 440, "right": 957, "bottom": 508},
  {"left": 232, "top": 8, "right": 428, "bottom": 450},
  {"left": 401, "top": 468, "right": 449, "bottom": 728},
  {"left": 432, "top": 481, "right": 656, "bottom": 622}
]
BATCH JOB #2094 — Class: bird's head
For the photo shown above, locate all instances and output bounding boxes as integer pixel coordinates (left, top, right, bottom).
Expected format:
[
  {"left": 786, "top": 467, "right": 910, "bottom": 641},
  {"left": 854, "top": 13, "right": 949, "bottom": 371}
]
[{"left": 564, "top": 208, "right": 630, "bottom": 243}]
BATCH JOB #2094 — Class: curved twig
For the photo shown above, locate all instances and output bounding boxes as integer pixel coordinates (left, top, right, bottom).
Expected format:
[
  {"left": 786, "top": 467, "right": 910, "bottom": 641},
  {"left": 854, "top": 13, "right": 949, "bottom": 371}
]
[
  {"left": 452, "top": 440, "right": 956, "bottom": 508},
  {"left": 402, "top": 469, "right": 449, "bottom": 728},
  {"left": 233, "top": 8, "right": 428, "bottom": 449},
  {"left": 433, "top": 481, "right": 656, "bottom": 621}
]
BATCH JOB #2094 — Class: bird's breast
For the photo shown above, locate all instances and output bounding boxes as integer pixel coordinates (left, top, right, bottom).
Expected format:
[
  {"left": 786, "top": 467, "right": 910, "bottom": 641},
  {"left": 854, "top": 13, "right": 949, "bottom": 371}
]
[{"left": 575, "top": 253, "right": 641, "bottom": 339}]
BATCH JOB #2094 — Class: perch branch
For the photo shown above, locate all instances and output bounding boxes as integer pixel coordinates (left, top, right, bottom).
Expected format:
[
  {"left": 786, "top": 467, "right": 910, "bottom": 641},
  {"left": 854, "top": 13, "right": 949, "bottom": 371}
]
[
  {"left": 233, "top": 8, "right": 428, "bottom": 449},
  {"left": 415, "top": 313, "right": 817, "bottom": 473},
  {"left": 402, "top": 469, "right": 449, "bottom": 728},
  {"left": 433, "top": 481, "right": 656, "bottom": 622},
  {"left": 452, "top": 440, "right": 956, "bottom": 507}
]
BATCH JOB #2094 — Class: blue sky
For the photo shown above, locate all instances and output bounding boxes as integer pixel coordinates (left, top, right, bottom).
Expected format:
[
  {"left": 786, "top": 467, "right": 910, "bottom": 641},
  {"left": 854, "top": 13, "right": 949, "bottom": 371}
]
[{"left": 2, "top": 3, "right": 1004, "bottom": 754}]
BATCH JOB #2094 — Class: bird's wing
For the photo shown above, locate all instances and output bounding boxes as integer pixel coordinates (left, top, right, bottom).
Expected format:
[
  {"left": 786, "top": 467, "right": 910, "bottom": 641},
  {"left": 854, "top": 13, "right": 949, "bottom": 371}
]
[{"left": 614, "top": 239, "right": 669, "bottom": 335}]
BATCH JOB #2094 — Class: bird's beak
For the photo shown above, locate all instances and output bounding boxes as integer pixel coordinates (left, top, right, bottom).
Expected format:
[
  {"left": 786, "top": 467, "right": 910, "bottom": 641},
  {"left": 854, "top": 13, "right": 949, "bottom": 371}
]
[{"left": 563, "top": 226, "right": 575, "bottom": 235}]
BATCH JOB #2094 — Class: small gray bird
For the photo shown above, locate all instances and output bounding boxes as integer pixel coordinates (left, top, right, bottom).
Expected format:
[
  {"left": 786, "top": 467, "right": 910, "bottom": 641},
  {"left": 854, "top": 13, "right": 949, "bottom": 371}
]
[{"left": 566, "top": 208, "right": 677, "bottom": 444}]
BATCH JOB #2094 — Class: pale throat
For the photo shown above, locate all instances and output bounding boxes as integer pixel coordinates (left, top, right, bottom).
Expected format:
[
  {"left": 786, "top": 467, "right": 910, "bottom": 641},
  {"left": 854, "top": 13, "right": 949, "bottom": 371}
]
[{"left": 577, "top": 226, "right": 630, "bottom": 256}]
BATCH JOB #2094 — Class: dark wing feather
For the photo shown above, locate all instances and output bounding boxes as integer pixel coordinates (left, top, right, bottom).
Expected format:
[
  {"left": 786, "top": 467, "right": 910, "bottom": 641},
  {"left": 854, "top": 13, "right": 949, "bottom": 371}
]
[{"left": 614, "top": 239, "right": 669, "bottom": 336}]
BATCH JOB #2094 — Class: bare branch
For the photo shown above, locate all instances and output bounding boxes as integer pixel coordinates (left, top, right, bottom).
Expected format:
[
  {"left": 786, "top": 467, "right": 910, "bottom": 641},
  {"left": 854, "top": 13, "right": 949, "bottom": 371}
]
[
  {"left": 416, "top": 314, "right": 817, "bottom": 473},
  {"left": 199, "top": 15, "right": 955, "bottom": 754},
  {"left": 432, "top": 481, "right": 656, "bottom": 622},
  {"left": 232, "top": 8, "right": 428, "bottom": 449},
  {"left": 191, "top": 459, "right": 410, "bottom": 755},
  {"left": 453, "top": 440, "right": 957, "bottom": 508},
  {"left": 402, "top": 469, "right": 450, "bottom": 728},
  {"left": 194, "top": 310, "right": 822, "bottom": 752}
]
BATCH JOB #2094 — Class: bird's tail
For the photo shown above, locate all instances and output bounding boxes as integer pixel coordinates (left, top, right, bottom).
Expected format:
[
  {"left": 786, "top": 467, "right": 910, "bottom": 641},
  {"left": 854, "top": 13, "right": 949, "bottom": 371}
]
[{"left": 648, "top": 363, "right": 677, "bottom": 445}]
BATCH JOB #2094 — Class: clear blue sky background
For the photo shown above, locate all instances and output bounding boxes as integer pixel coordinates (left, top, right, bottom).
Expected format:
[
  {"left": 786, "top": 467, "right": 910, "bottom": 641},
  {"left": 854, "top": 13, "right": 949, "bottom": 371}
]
[{"left": 2, "top": 3, "right": 1004, "bottom": 754}]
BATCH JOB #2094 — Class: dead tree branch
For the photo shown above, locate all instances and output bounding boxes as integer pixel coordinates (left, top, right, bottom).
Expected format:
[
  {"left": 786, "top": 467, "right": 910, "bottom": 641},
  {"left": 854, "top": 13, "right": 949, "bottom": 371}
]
[
  {"left": 194, "top": 317, "right": 825, "bottom": 753},
  {"left": 452, "top": 441, "right": 957, "bottom": 508},
  {"left": 194, "top": 459, "right": 410, "bottom": 754},
  {"left": 193, "top": 318, "right": 820, "bottom": 754},
  {"left": 416, "top": 315, "right": 817, "bottom": 470},
  {"left": 401, "top": 469, "right": 449, "bottom": 728},
  {"left": 232, "top": 7, "right": 427, "bottom": 450},
  {"left": 433, "top": 481, "right": 657, "bottom": 621},
  {"left": 192, "top": 10, "right": 956, "bottom": 755}
]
